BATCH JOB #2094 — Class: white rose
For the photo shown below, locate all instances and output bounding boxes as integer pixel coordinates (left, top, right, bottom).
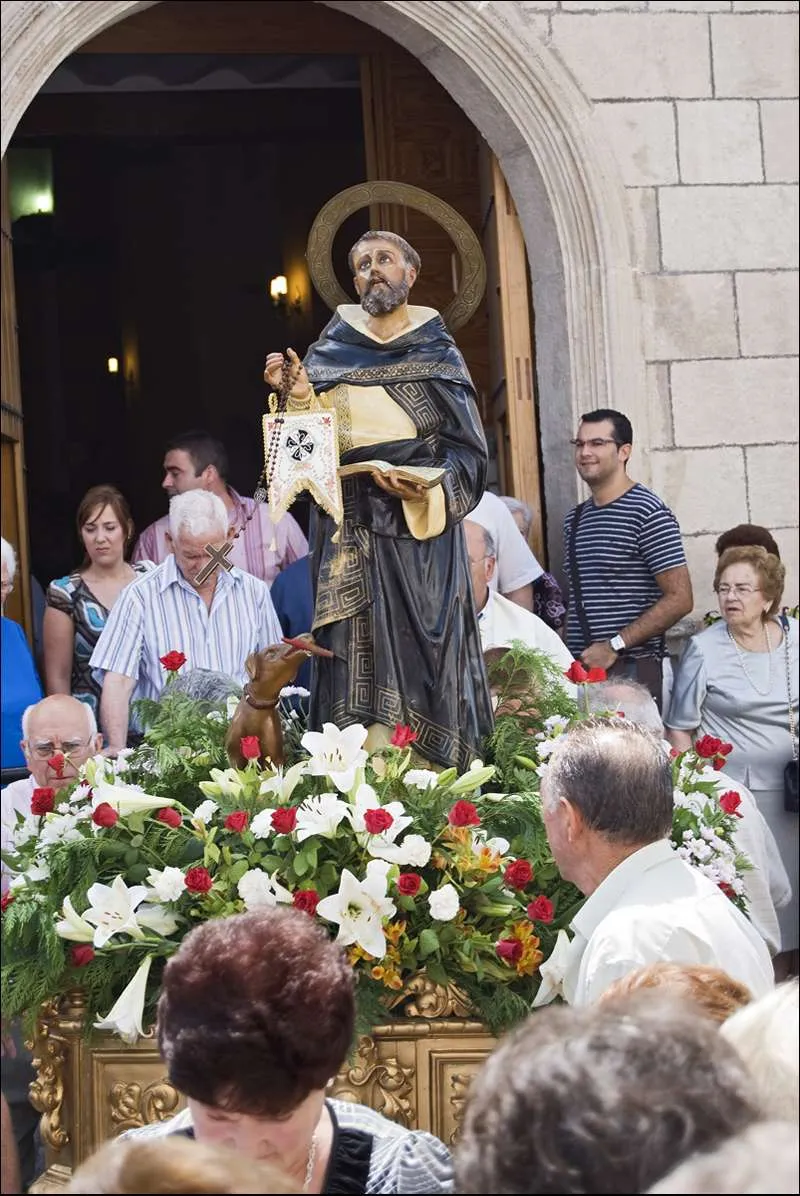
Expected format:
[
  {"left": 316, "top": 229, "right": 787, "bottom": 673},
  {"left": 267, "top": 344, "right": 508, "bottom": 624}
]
[
  {"left": 404, "top": 769, "right": 439, "bottom": 791},
  {"left": 397, "top": 833, "right": 432, "bottom": 866},
  {"left": 192, "top": 800, "right": 218, "bottom": 826},
  {"left": 428, "top": 883, "right": 460, "bottom": 922},
  {"left": 146, "top": 866, "right": 186, "bottom": 904},
  {"left": 250, "top": 809, "right": 276, "bottom": 840}
]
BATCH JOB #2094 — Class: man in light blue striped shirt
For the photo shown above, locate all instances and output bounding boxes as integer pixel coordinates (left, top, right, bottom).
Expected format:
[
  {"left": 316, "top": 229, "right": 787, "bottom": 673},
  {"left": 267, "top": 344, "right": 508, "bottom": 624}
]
[{"left": 90, "top": 491, "right": 283, "bottom": 752}]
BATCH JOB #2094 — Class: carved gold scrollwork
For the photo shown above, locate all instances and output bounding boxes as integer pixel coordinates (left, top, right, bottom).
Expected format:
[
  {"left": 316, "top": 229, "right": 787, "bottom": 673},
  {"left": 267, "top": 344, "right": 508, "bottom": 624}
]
[
  {"left": 330, "top": 1035, "right": 415, "bottom": 1127},
  {"left": 109, "top": 1079, "right": 182, "bottom": 1134},
  {"left": 389, "top": 974, "right": 474, "bottom": 1020},
  {"left": 29, "top": 1003, "right": 69, "bottom": 1152},
  {"left": 448, "top": 1072, "right": 475, "bottom": 1145}
]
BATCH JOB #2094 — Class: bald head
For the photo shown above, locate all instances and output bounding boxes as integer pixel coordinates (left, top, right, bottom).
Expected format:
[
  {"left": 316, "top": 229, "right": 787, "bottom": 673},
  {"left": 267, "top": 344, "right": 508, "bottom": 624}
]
[
  {"left": 22, "top": 695, "right": 102, "bottom": 790},
  {"left": 464, "top": 519, "right": 496, "bottom": 611}
]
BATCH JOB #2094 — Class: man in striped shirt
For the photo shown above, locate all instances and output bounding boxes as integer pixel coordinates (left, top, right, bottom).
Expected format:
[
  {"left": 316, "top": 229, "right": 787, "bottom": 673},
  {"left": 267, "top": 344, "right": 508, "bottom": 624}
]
[
  {"left": 91, "top": 491, "right": 283, "bottom": 753},
  {"left": 132, "top": 429, "right": 308, "bottom": 585},
  {"left": 563, "top": 409, "right": 693, "bottom": 708}
]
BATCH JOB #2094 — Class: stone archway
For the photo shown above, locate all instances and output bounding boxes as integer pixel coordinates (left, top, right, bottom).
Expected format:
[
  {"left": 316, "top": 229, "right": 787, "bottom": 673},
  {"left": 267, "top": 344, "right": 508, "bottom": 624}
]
[{"left": 1, "top": 0, "right": 646, "bottom": 570}]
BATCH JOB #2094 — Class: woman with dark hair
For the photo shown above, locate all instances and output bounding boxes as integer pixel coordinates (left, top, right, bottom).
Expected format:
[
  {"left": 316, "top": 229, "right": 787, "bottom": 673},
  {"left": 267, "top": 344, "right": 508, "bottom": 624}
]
[
  {"left": 43, "top": 485, "right": 153, "bottom": 716},
  {"left": 123, "top": 908, "right": 452, "bottom": 1194}
]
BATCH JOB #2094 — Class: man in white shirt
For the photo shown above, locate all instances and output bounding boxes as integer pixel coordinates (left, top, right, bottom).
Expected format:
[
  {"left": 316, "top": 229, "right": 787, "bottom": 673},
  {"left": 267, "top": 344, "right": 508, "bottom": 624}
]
[
  {"left": 464, "top": 520, "right": 574, "bottom": 677},
  {"left": 470, "top": 490, "right": 544, "bottom": 612},
  {"left": 583, "top": 679, "right": 791, "bottom": 958},
  {"left": 535, "top": 718, "right": 774, "bottom": 1006}
]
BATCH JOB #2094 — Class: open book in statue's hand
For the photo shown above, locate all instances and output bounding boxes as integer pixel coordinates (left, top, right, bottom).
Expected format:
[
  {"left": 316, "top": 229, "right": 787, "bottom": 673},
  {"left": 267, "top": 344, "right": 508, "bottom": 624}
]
[{"left": 337, "top": 460, "right": 446, "bottom": 489}]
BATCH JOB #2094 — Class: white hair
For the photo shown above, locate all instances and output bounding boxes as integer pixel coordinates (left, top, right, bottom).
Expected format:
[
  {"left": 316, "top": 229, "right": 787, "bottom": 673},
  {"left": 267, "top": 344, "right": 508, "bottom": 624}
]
[
  {"left": 500, "top": 495, "right": 534, "bottom": 536},
  {"left": 647, "top": 1120, "right": 799, "bottom": 1195},
  {"left": 22, "top": 698, "right": 97, "bottom": 740},
  {"left": 583, "top": 679, "right": 664, "bottom": 735},
  {"left": 168, "top": 490, "right": 228, "bottom": 541},
  {"left": 720, "top": 979, "right": 799, "bottom": 1123},
  {"left": 1, "top": 536, "right": 17, "bottom": 582}
]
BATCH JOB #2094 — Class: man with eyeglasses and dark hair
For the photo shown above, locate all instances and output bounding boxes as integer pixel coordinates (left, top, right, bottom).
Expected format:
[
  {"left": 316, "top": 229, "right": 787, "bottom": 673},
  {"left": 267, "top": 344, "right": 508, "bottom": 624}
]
[{"left": 563, "top": 408, "right": 693, "bottom": 709}]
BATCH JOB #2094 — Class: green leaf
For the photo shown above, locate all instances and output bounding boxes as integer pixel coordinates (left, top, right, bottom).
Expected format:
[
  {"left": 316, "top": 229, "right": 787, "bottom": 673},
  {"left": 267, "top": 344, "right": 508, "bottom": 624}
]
[
  {"left": 424, "top": 960, "right": 450, "bottom": 987},
  {"left": 205, "top": 843, "right": 221, "bottom": 866},
  {"left": 418, "top": 928, "right": 440, "bottom": 958},
  {"left": 123, "top": 849, "right": 139, "bottom": 868},
  {"left": 227, "top": 859, "right": 250, "bottom": 885},
  {"left": 129, "top": 834, "right": 144, "bottom": 849},
  {"left": 126, "top": 863, "right": 149, "bottom": 884},
  {"left": 293, "top": 851, "right": 309, "bottom": 879},
  {"left": 126, "top": 813, "right": 146, "bottom": 835}
]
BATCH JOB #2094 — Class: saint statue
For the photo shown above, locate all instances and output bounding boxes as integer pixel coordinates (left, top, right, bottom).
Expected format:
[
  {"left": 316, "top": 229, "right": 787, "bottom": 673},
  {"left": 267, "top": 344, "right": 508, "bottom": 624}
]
[{"left": 264, "top": 231, "right": 493, "bottom": 770}]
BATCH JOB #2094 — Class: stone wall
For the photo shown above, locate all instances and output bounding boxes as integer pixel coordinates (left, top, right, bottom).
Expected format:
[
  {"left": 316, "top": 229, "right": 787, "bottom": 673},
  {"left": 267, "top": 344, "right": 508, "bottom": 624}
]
[{"left": 516, "top": 0, "right": 799, "bottom": 615}]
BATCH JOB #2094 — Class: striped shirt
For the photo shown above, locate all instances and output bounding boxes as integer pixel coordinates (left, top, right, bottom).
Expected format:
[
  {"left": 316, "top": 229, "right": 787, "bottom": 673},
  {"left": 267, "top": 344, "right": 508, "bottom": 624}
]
[
  {"left": 89, "top": 554, "right": 283, "bottom": 702},
  {"left": 132, "top": 488, "right": 308, "bottom": 585},
  {"left": 563, "top": 483, "right": 686, "bottom": 659}
]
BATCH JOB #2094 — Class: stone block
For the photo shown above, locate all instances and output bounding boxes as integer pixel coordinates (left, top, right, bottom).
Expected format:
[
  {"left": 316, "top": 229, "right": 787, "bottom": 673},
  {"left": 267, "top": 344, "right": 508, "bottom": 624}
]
[
  {"left": 626, "top": 187, "right": 661, "bottom": 271},
  {"left": 677, "top": 100, "right": 762, "bottom": 183},
  {"left": 772, "top": 528, "right": 800, "bottom": 609},
  {"left": 659, "top": 3, "right": 734, "bottom": 9},
  {"left": 736, "top": 271, "right": 800, "bottom": 356},
  {"left": 761, "top": 100, "right": 800, "bottom": 183},
  {"left": 745, "top": 444, "right": 800, "bottom": 526},
  {"left": 671, "top": 357, "right": 800, "bottom": 444},
  {"left": 560, "top": 2, "right": 648, "bottom": 8},
  {"left": 645, "top": 362, "right": 674, "bottom": 448},
  {"left": 549, "top": 13, "right": 711, "bottom": 98},
  {"left": 649, "top": 446, "right": 747, "bottom": 534},
  {"left": 660, "top": 185, "right": 799, "bottom": 271},
  {"left": 682, "top": 533, "right": 729, "bottom": 620},
  {"left": 596, "top": 101, "right": 678, "bottom": 186},
  {"left": 733, "top": 2, "right": 798, "bottom": 11},
  {"left": 711, "top": 14, "right": 799, "bottom": 97},
  {"left": 642, "top": 273, "right": 738, "bottom": 360}
]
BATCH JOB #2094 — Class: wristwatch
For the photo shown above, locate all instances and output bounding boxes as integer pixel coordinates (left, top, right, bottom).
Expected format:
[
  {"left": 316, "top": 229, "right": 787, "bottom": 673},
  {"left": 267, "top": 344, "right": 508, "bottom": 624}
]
[{"left": 609, "top": 634, "right": 626, "bottom": 653}]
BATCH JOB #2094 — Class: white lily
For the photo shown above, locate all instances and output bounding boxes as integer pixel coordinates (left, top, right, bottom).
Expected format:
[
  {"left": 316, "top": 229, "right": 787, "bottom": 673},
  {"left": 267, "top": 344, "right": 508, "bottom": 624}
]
[
  {"left": 368, "top": 832, "right": 432, "bottom": 867},
  {"left": 94, "top": 955, "right": 153, "bottom": 1044},
  {"left": 447, "top": 763, "right": 495, "bottom": 795},
  {"left": 404, "top": 769, "right": 439, "bottom": 791},
  {"left": 54, "top": 895, "right": 96, "bottom": 943},
  {"left": 301, "top": 723, "right": 368, "bottom": 793},
  {"left": 259, "top": 760, "right": 309, "bottom": 802},
  {"left": 428, "top": 883, "right": 460, "bottom": 922},
  {"left": 316, "top": 860, "right": 396, "bottom": 959},
  {"left": 92, "top": 782, "right": 177, "bottom": 818},
  {"left": 145, "top": 867, "right": 186, "bottom": 904},
  {"left": 237, "top": 868, "right": 293, "bottom": 910},
  {"left": 532, "top": 928, "right": 575, "bottom": 1008},
  {"left": 137, "top": 903, "right": 180, "bottom": 936},
  {"left": 348, "top": 784, "right": 412, "bottom": 844},
  {"left": 295, "top": 792, "right": 349, "bottom": 842},
  {"left": 471, "top": 829, "right": 511, "bottom": 857},
  {"left": 198, "top": 769, "right": 244, "bottom": 800},
  {"left": 83, "top": 875, "right": 149, "bottom": 948}
]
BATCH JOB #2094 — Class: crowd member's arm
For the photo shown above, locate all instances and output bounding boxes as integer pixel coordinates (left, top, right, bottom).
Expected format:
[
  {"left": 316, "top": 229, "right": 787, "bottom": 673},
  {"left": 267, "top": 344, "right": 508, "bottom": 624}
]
[
  {"left": 505, "top": 581, "right": 534, "bottom": 611},
  {"left": 99, "top": 673, "right": 137, "bottom": 754},
  {"left": 89, "top": 587, "right": 144, "bottom": 752},
  {"left": 43, "top": 605, "right": 74, "bottom": 694},
  {"left": 664, "top": 634, "right": 706, "bottom": 752}
]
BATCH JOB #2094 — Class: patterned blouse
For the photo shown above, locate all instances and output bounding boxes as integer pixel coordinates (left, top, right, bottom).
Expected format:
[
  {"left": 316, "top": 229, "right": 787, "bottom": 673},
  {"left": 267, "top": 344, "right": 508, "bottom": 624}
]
[{"left": 45, "top": 563, "right": 153, "bottom": 715}]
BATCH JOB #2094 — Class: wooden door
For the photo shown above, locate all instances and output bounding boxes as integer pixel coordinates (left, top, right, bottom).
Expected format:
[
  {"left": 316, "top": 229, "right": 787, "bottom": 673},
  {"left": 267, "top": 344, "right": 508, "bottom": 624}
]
[{"left": 1, "top": 157, "right": 33, "bottom": 637}]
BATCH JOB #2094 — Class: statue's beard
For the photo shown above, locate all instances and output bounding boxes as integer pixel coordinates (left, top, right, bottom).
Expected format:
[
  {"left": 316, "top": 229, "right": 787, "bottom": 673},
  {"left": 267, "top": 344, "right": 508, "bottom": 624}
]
[{"left": 360, "top": 274, "right": 410, "bottom": 316}]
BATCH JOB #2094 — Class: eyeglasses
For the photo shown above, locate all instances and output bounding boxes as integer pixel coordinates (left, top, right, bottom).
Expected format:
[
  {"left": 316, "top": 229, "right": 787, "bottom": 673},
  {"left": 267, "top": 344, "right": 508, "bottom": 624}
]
[
  {"left": 715, "top": 584, "right": 762, "bottom": 597},
  {"left": 29, "top": 737, "right": 93, "bottom": 760},
  {"left": 0, "top": 580, "right": 13, "bottom": 595},
  {"left": 468, "top": 555, "right": 492, "bottom": 566},
  {"left": 570, "top": 438, "right": 621, "bottom": 450}
]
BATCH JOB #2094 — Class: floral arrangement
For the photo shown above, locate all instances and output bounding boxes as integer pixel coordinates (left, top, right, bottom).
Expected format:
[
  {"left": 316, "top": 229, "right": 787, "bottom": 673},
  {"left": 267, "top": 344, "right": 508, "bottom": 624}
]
[{"left": 1, "top": 647, "right": 753, "bottom": 1047}]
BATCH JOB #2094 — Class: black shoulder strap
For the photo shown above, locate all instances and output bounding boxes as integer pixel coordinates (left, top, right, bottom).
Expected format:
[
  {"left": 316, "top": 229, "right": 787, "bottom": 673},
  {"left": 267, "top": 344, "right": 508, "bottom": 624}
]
[{"left": 568, "top": 499, "right": 593, "bottom": 649}]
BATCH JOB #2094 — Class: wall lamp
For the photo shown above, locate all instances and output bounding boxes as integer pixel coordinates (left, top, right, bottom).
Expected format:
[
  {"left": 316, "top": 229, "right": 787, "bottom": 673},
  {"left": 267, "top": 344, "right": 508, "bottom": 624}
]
[{"left": 269, "top": 275, "right": 303, "bottom": 315}]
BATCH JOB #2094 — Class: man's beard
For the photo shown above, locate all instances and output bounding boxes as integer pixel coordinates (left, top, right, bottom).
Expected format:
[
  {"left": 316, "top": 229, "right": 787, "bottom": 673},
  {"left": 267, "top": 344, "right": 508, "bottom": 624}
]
[{"left": 360, "top": 274, "right": 410, "bottom": 316}]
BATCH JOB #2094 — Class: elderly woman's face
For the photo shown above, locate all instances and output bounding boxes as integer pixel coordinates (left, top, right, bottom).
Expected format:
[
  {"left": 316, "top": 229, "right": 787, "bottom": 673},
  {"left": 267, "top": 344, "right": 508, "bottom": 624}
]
[
  {"left": 1, "top": 560, "right": 11, "bottom": 610},
  {"left": 188, "top": 1090, "right": 326, "bottom": 1176},
  {"left": 717, "top": 561, "right": 770, "bottom": 627}
]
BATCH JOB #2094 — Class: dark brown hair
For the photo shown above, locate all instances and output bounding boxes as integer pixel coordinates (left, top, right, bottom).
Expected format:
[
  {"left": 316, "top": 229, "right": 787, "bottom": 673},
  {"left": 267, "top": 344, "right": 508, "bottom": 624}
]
[
  {"left": 157, "top": 908, "right": 356, "bottom": 1117},
  {"left": 715, "top": 545, "right": 785, "bottom": 617},
  {"left": 76, "top": 485, "right": 135, "bottom": 564},
  {"left": 715, "top": 524, "right": 780, "bottom": 559},
  {"left": 599, "top": 962, "right": 752, "bottom": 1025}
]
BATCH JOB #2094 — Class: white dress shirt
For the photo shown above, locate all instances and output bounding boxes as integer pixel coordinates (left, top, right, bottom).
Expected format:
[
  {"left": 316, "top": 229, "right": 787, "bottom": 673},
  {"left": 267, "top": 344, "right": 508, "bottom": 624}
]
[
  {"left": 560, "top": 840, "right": 774, "bottom": 1006},
  {"left": 478, "top": 590, "right": 573, "bottom": 673},
  {"left": 1, "top": 775, "right": 34, "bottom": 894}
]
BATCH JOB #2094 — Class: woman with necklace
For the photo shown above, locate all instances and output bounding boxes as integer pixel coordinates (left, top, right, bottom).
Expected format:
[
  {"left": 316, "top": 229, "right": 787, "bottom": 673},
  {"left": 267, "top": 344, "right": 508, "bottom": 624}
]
[
  {"left": 667, "top": 546, "right": 799, "bottom": 976},
  {"left": 43, "top": 485, "right": 153, "bottom": 718}
]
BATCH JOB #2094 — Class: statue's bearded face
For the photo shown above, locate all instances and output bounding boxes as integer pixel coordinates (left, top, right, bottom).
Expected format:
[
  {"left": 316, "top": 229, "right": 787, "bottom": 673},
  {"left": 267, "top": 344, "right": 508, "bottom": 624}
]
[
  {"left": 360, "top": 273, "right": 411, "bottom": 316},
  {"left": 352, "top": 239, "right": 416, "bottom": 316}
]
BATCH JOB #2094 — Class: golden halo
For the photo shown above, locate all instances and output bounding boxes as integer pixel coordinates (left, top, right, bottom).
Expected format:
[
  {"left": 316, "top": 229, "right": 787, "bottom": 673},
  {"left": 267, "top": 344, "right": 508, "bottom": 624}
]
[{"left": 306, "top": 181, "right": 486, "bottom": 333}]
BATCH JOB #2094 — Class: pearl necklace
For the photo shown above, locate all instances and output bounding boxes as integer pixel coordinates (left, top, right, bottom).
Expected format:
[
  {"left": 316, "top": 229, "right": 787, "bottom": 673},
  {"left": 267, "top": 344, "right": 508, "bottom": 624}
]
[
  {"left": 727, "top": 621, "right": 774, "bottom": 697},
  {"left": 302, "top": 1130, "right": 318, "bottom": 1193}
]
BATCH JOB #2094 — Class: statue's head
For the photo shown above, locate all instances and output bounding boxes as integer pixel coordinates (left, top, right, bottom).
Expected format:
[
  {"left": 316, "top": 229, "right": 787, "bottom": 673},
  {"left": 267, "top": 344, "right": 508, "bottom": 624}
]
[{"left": 348, "top": 231, "right": 420, "bottom": 316}]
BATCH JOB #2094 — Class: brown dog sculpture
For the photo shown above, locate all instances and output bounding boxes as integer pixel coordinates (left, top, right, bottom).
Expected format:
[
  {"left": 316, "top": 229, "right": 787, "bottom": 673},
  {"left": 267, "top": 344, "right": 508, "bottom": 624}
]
[{"left": 225, "top": 636, "right": 332, "bottom": 770}]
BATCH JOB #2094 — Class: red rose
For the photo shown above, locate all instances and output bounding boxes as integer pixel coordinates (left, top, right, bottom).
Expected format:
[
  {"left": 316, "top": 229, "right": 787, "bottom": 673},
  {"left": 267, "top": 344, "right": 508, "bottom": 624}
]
[
  {"left": 719, "top": 790, "right": 743, "bottom": 818},
  {"left": 159, "top": 650, "right": 187, "bottom": 672},
  {"left": 271, "top": 807, "right": 298, "bottom": 834},
  {"left": 364, "top": 808, "right": 394, "bottom": 835},
  {"left": 713, "top": 755, "right": 728, "bottom": 771},
  {"left": 240, "top": 736, "right": 261, "bottom": 760},
  {"left": 496, "top": 937, "right": 523, "bottom": 964},
  {"left": 718, "top": 881, "right": 736, "bottom": 901},
  {"left": 527, "top": 895, "right": 555, "bottom": 923},
  {"left": 70, "top": 945, "right": 95, "bottom": 968},
  {"left": 156, "top": 807, "right": 182, "bottom": 828},
  {"left": 448, "top": 800, "right": 481, "bottom": 827},
  {"left": 694, "top": 735, "right": 724, "bottom": 759},
  {"left": 224, "top": 810, "right": 249, "bottom": 833},
  {"left": 92, "top": 802, "right": 119, "bottom": 828},
  {"left": 31, "top": 787, "right": 56, "bottom": 816},
  {"left": 47, "top": 753, "right": 66, "bottom": 777},
  {"left": 1, "top": 892, "right": 15, "bottom": 913},
  {"left": 565, "top": 661, "right": 589, "bottom": 683},
  {"left": 504, "top": 859, "right": 533, "bottom": 890},
  {"left": 185, "top": 866, "right": 213, "bottom": 893},
  {"left": 390, "top": 723, "right": 417, "bottom": 748},
  {"left": 585, "top": 667, "right": 607, "bottom": 682},
  {"left": 292, "top": 889, "right": 320, "bottom": 916},
  {"left": 397, "top": 872, "right": 422, "bottom": 896}
]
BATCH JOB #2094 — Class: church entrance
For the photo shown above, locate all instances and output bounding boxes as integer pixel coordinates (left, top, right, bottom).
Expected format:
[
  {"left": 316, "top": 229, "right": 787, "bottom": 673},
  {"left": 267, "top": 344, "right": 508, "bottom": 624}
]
[{"left": 2, "top": 0, "right": 544, "bottom": 638}]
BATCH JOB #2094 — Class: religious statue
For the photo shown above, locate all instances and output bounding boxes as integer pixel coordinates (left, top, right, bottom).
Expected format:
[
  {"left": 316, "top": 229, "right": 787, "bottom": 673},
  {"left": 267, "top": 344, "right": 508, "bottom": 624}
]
[{"left": 264, "top": 230, "right": 493, "bottom": 770}]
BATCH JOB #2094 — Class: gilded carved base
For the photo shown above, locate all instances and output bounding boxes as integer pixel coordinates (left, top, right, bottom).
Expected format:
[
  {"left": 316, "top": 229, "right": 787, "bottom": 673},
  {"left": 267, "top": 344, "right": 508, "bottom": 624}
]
[{"left": 28, "top": 984, "right": 495, "bottom": 1193}]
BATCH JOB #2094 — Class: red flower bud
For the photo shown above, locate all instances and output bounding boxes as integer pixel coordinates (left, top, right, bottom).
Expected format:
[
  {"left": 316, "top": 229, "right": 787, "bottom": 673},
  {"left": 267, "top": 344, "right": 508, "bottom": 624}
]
[
  {"left": 448, "top": 800, "right": 481, "bottom": 827},
  {"left": 185, "top": 866, "right": 213, "bottom": 893},
  {"left": 92, "top": 802, "right": 119, "bottom": 828},
  {"left": 527, "top": 895, "right": 555, "bottom": 923},
  {"left": 364, "top": 808, "right": 394, "bottom": 835},
  {"left": 70, "top": 945, "right": 95, "bottom": 968},
  {"left": 397, "top": 872, "right": 422, "bottom": 896},
  {"left": 47, "top": 753, "right": 66, "bottom": 777},
  {"left": 31, "top": 787, "right": 56, "bottom": 816},
  {"left": 271, "top": 807, "right": 298, "bottom": 835},
  {"left": 390, "top": 723, "right": 417, "bottom": 748},
  {"left": 496, "top": 937, "right": 523, "bottom": 964},
  {"left": 159, "top": 650, "right": 187, "bottom": 672},
  {"left": 292, "top": 889, "right": 320, "bottom": 916},
  {"left": 719, "top": 790, "right": 744, "bottom": 818},
  {"left": 224, "top": 810, "right": 249, "bottom": 833},
  {"left": 156, "top": 807, "right": 182, "bottom": 829},
  {"left": 1, "top": 892, "right": 15, "bottom": 913},
  {"left": 565, "top": 661, "right": 589, "bottom": 683},
  {"left": 240, "top": 736, "right": 261, "bottom": 760},
  {"left": 503, "top": 859, "right": 533, "bottom": 890}
]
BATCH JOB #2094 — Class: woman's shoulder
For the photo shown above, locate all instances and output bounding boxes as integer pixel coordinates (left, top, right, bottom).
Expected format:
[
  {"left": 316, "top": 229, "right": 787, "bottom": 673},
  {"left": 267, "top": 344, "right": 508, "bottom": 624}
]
[{"left": 47, "top": 572, "right": 81, "bottom": 597}]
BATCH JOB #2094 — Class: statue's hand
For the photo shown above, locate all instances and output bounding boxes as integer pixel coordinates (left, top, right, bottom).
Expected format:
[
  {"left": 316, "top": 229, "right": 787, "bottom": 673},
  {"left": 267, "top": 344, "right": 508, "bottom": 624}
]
[
  {"left": 371, "top": 469, "right": 427, "bottom": 501},
  {"left": 263, "top": 347, "right": 311, "bottom": 399}
]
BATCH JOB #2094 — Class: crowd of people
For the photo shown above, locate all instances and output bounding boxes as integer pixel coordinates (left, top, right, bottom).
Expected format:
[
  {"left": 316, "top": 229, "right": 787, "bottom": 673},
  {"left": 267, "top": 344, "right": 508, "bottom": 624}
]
[{"left": 1, "top": 226, "right": 798, "bottom": 1193}]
